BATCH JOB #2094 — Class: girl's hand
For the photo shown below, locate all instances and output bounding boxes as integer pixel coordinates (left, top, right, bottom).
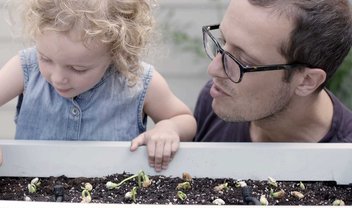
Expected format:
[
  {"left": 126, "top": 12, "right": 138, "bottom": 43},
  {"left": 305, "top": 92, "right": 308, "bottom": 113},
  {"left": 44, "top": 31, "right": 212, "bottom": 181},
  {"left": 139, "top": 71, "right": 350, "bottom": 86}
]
[{"left": 130, "top": 120, "right": 180, "bottom": 172}]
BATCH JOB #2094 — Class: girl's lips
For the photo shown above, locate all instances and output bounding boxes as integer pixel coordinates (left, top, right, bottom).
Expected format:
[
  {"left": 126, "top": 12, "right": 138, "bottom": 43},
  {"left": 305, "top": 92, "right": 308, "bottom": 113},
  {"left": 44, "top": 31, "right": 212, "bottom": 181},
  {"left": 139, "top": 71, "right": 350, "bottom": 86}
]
[{"left": 56, "top": 88, "right": 71, "bottom": 94}]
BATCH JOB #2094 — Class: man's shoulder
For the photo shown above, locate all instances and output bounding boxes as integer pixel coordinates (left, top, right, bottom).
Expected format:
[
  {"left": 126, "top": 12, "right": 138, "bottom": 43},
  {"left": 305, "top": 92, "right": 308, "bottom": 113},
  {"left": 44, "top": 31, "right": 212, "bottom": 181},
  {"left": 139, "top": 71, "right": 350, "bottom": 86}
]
[
  {"left": 197, "top": 80, "right": 213, "bottom": 103},
  {"left": 194, "top": 80, "right": 213, "bottom": 119},
  {"left": 326, "top": 91, "right": 352, "bottom": 142},
  {"left": 194, "top": 112, "right": 250, "bottom": 142}
]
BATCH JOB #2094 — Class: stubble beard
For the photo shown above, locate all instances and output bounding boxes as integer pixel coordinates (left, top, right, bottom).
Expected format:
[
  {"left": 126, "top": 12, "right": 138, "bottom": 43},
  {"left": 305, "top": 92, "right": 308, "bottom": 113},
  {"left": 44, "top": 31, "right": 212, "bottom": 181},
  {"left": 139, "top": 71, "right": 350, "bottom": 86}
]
[{"left": 213, "top": 84, "right": 292, "bottom": 123}]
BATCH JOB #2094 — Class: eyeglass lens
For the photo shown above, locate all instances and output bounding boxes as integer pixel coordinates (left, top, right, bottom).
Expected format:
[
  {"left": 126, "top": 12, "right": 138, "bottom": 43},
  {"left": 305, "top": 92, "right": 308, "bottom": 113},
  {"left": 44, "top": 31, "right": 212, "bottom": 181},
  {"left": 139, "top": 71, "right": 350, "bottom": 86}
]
[
  {"left": 223, "top": 53, "right": 241, "bottom": 82},
  {"left": 204, "top": 30, "right": 241, "bottom": 82},
  {"left": 204, "top": 33, "right": 218, "bottom": 59}
]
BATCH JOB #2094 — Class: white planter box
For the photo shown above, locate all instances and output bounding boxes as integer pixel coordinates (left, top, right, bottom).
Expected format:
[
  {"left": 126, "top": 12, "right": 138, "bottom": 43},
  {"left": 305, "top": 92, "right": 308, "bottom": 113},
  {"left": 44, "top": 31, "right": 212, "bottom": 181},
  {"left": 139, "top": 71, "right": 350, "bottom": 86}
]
[{"left": 0, "top": 140, "right": 351, "bottom": 207}]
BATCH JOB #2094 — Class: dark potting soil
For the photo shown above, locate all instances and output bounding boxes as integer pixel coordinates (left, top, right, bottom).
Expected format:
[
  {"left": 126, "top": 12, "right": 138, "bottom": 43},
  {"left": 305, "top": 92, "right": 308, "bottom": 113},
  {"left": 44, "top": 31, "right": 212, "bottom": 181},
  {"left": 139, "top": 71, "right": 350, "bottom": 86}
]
[{"left": 0, "top": 172, "right": 351, "bottom": 205}]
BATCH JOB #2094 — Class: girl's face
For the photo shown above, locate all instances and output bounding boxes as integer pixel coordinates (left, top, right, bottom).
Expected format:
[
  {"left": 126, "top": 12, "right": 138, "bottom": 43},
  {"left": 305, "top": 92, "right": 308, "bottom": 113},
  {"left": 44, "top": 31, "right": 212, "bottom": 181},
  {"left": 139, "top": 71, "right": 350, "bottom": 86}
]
[{"left": 36, "top": 30, "right": 112, "bottom": 98}]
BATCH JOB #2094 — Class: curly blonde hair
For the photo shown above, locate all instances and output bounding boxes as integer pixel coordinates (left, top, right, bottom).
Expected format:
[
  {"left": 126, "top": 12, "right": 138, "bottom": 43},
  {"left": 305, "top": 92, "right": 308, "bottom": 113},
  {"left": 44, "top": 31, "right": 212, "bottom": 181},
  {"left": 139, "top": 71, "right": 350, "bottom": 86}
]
[{"left": 21, "top": 0, "right": 155, "bottom": 85}]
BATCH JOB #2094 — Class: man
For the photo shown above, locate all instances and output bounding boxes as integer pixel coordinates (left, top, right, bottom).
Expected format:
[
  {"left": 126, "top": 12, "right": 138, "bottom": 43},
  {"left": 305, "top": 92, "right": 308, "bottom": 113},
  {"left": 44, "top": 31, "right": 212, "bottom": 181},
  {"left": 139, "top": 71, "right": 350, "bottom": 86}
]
[{"left": 194, "top": 0, "right": 352, "bottom": 142}]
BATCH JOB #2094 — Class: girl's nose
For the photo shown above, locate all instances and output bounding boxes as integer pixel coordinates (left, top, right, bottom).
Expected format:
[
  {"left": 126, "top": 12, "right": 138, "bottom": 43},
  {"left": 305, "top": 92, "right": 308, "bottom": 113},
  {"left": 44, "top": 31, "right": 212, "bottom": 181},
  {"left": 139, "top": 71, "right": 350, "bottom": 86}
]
[{"left": 51, "top": 68, "right": 69, "bottom": 85}]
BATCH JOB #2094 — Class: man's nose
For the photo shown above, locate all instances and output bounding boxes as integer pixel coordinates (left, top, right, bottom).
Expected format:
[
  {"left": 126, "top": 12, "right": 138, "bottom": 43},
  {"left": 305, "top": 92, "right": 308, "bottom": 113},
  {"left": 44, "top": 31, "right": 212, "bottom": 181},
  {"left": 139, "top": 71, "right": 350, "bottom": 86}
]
[{"left": 207, "top": 53, "right": 226, "bottom": 78}]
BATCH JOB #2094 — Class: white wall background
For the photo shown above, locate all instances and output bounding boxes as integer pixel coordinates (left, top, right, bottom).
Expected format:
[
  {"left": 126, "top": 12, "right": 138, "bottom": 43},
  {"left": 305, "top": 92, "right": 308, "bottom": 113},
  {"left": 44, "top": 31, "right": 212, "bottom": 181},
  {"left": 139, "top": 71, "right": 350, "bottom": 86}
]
[{"left": 0, "top": 0, "right": 229, "bottom": 139}]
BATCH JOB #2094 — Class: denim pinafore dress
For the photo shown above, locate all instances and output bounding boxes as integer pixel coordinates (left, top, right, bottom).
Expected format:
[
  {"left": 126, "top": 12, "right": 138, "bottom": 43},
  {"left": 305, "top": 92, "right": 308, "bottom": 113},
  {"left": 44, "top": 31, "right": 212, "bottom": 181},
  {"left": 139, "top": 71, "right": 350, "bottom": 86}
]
[{"left": 15, "top": 47, "right": 153, "bottom": 141}]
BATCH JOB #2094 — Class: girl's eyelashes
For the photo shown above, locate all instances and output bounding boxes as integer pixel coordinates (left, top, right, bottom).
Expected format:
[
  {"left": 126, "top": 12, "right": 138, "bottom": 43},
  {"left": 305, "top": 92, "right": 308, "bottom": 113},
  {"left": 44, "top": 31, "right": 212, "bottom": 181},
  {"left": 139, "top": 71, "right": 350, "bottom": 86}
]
[
  {"left": 38, "top": 55, "right": 52, "bottom": 63},
  {"left": 39, "top": 55, "right": 88, "bottom": 73},
  {"left": 70, "top": 66, "right": 87, "bottom": 73}
]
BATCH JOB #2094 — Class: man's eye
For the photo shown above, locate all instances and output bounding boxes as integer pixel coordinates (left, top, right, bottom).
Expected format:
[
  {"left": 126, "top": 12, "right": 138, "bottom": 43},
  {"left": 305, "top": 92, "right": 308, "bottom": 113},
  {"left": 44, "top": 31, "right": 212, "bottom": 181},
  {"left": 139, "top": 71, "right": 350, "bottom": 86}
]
[
  {"left": 218, "top": 38, "right": 226, "bottom": 46},
  {"left": 238, "top": 58, "right": 253, "bottom": 67}
]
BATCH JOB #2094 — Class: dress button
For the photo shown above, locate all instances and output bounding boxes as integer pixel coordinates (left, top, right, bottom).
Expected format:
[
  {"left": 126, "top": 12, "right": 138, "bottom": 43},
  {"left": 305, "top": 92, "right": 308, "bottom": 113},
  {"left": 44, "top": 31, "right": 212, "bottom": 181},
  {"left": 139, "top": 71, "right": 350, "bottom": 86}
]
[{"left": 71, "top": 108, "right": 79, "bottom": 116}]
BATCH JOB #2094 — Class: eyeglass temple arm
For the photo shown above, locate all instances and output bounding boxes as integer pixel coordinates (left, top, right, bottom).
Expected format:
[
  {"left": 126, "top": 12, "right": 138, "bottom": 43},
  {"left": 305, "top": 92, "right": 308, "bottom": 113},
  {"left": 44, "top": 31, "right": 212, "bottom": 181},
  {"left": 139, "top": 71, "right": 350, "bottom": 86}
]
[{"left": 243, "top": 64, "right": 306, "bottom": 72}]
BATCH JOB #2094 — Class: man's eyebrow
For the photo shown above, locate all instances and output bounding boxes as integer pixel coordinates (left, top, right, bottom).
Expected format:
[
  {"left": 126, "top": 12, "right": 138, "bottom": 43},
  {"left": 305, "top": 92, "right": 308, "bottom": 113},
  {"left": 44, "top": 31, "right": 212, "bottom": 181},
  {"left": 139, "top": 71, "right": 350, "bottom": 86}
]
[
  {"left": 219, "top": 28, "right": 263, "bottom": 65},
  {"left": 219, "top": 28, "right": 245, "bottom": 54}
]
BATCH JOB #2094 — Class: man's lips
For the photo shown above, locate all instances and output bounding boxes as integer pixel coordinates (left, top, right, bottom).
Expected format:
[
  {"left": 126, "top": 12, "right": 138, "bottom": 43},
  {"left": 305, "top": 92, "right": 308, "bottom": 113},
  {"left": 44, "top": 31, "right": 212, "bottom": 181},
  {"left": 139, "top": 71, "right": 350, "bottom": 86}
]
[{"left": 210, "top": 82, "right": 230, "bottom": 98}]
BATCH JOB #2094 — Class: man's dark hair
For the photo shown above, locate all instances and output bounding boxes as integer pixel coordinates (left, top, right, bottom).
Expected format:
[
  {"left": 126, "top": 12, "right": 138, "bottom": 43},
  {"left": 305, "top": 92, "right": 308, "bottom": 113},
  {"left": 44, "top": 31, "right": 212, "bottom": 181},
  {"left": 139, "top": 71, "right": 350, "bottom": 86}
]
[{"left": 249, "top": 0, "right": 352, "bottom": 91}]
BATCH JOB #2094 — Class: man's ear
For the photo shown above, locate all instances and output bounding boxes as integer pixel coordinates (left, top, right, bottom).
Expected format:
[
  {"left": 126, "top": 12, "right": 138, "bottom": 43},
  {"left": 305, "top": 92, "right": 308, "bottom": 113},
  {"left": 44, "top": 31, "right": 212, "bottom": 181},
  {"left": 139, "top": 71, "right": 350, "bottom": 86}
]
[{"left": 295, "top": 68, "right": 326, "bottom": 96}]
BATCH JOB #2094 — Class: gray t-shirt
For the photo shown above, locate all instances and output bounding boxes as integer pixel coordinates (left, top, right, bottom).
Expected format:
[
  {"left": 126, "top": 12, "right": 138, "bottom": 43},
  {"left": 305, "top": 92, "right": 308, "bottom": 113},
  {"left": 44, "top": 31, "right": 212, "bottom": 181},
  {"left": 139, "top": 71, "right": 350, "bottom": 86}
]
[{"left": 194, "top": 80, "right": 352, "bottom": 142}]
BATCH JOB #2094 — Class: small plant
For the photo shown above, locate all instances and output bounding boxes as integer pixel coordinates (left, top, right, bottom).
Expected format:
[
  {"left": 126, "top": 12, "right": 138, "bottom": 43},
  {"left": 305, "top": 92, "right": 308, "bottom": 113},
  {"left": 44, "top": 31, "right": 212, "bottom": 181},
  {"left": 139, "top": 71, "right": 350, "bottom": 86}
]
[
  {"left": 270, "top": 189, "right": 285, "bottom": 199},
  {"left": 260, "top": 195, "right": 269, "bottom": 205},
  {"left": 105, "top": 181, "right": 119, "bottom": 190},
  {"left": 24, "top": 195, "right": 32, "bottom": 201},
  {"left": 131, "top": 186, "right": 138, "bottom": 202},
  {"left": 235, "top": 180, "right": 247, "bottom": 188},
  {"left": 27, "top": 177, "right": 41, "bottom": 193},
  {"left": 332, "top": 199, "right": 345, "bottom": 206},
  {"left": 182, "top": 172, "right": 192, "bottom": 182},
  {"left": 106, "top": 175, "right": 135, "bottom": 190},
  {"left": 125, "top": 186, "right": 138, "bottom": 203},
  {"left": 291, "top": 191, "right": 304, "bottom": 199},
  {"left": 212, "top": 198, "right": 225, "bottom": 205},
  {"left": 213, "top": 182, "right": 228, "bottom": 192},
  {"left": 81, "top": 183, "right": 93, "bottom": 203},
  {"left": 299, "top": 181, "right": 306, "bottom": 190},
  {"left": 177, "top": 191, "right": 187, "bottom": 201},
  {"left": 137, "top": 171, "right": 151, "bottom": 188},
  {"left": 267, "top": 177, "right": 278, "bottom": 188},
  {"left": 176, "top": 181, "right": 191, "bottom": 190},
  {"left": 106, "top": 170, "right": 151, "bottom": 190}
]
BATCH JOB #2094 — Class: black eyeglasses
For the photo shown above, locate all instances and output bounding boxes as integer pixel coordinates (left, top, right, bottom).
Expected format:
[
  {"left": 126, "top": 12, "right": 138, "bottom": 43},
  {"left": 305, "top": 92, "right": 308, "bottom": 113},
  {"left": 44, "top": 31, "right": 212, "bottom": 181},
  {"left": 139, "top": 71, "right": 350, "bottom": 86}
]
[{"left": 202, "top": 24, "right": 306, "bottom": 83}]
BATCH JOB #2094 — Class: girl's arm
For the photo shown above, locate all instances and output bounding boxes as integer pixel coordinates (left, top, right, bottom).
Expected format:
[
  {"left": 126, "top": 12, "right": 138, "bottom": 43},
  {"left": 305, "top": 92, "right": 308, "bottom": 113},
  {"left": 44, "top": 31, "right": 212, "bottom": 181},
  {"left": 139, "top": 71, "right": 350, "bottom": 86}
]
[
  {"left": 143, "top": 69, "right": 196, "bottom": 140},
  {"left": 0, "top": 55, "right": 24, "bottom": 106},
  {"left": 0, "top": 55, "right": 23, "bottom": 166},
  {"left": 130, "top": 69, "right": 197, "bottom": 172}
]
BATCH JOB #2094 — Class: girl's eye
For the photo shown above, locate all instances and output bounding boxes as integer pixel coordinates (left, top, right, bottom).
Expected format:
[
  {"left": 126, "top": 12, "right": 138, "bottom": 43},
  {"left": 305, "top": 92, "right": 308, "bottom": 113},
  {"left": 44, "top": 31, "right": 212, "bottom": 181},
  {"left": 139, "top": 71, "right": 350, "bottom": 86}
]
[
  {"left": 39, "top": 56, "right": 52, "bottom": 63},
  {"left": 70, "top": 66, "right": 87, "bottom": 73}
]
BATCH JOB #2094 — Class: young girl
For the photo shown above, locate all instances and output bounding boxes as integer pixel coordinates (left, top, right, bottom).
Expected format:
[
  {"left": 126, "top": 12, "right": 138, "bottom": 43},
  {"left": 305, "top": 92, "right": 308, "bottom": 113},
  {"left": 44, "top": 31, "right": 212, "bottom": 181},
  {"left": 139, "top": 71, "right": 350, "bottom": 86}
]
[{"left": 0, "top": 0, "right": 196, "bottom": 172}]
